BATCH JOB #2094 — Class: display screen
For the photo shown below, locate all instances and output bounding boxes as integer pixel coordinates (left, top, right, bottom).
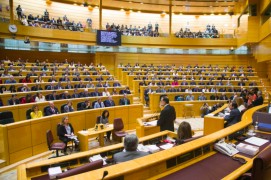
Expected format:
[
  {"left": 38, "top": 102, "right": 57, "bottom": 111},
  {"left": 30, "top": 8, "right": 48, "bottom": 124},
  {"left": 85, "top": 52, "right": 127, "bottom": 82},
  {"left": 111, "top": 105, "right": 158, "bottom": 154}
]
[{"left": 96, "top": 30, "right": 121, "bottom": 46}]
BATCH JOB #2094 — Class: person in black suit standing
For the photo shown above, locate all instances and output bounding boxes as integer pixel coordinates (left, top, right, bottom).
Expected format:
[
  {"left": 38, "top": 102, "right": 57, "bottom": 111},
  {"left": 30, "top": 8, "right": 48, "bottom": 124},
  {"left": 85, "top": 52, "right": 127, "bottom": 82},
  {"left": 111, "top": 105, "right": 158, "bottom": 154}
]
[
  {"left": 224, "top": 102, "right": 241, "bottom": 127},
  {"left": 8, "top": 94, "right": 20, "bottom": 105},
  {"left": 46, "top": 101, "right": 60, "bottom": 116},
  {"left": 104, "top": 96, "right": 115, "bottom": 107},
  {"left": 157, "top": 96, "right": 176, "bottom": 132},
  {"left": 119, "top": 94, "right": 130, "bottom": 105}
]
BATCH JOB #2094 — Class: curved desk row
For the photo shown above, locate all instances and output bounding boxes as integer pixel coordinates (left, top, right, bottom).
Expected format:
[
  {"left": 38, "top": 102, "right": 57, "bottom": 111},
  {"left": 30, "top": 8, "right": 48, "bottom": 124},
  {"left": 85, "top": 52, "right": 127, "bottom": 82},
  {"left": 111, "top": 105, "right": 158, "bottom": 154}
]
[
  {"left": 17, "top": 104, "right": 268, "bottom": 180},
  {"left": 132, "top": 79, "right": 259, "bottom": 96},
  {"left": 121, "top": 70, "right": 257, "bottom": 85},
  {"left": 0, "top": 94, "right": 134, "bottom": 121},
  {"left": 0, "top": 75, "right": 112, "bottom": 82},
  {"left": 0, "top": 104, "right": 143, "bottom": 166}
]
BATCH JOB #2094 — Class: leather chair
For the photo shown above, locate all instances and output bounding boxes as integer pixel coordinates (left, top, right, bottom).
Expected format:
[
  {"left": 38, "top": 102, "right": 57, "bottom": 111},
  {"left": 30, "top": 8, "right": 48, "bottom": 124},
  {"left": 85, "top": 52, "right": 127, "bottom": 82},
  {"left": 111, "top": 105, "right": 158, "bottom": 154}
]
[
  {"left": 26, "top": 109, "right": 32, "bottom": 119},
  {"left": 61, "top": 104, "right": 66, "bottom": 113},
  {"left": 113, "top": 118, "right": 127, "bottom": 142},
  {"left": 77, "top": 102, "right": 85, "bottom": 111},
  {"left": 55, "top": 159, "right": 103, "bottom": 179},
  {"left": 44, "top": 106, "right": 50, "bottom": 116},
  {"left": 240, "top": 146, "right": 271, "bottom": 180},
  {"left": 96, "top": 116, "right": 101, "bottom": 124},
  {"left": 45, "top": 94, "right": 51, "bottom": 101},
  {"left": 46, "top": 130, "right": 66, "bottom": 158},
  {"left": 0, "top": 111, "right": 14, "bottom": 124}
]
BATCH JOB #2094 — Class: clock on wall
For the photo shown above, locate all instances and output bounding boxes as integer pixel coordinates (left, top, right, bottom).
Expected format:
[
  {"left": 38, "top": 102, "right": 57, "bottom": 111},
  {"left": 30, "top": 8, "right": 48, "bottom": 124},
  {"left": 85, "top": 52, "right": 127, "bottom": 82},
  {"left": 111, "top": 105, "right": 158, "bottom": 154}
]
[{"left": 8, "top": 24, "right": 18, "bottom": 33}]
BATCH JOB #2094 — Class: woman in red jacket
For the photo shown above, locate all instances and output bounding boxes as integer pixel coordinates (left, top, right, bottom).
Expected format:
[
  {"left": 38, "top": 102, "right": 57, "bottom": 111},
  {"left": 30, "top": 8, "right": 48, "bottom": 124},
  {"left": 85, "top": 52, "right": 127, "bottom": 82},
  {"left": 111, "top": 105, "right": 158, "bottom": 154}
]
[{"left": 22, "top": 75, "right": 32, "bottom": 83}]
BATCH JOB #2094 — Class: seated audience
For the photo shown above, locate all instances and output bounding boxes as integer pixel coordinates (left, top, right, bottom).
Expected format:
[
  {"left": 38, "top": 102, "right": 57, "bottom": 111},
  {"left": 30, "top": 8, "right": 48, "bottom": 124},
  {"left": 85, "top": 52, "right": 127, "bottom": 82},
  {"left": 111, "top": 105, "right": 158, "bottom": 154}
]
[
  {"left": 185, "top": 93, "right": 194, "bottom": 101},
  {"left": 35, "top": 92, "right": 46, "bottom": 102},
  {"left": 62, "top": 91, "right": 71, "bottom": 99},
  {"left": 113, "top": 134, "right": 149, "bottom": 163},
  {"left": 49, "top": 91, "right": 59, "bottom": 100},
  {"left": 198, "top": 92, "right": 207, "bottom": 101},
  {"left": 94, "top": 97, "right": 105, "bottom": 108},
  {"left": 30, "top": 104, "right": 43, "bottom": 119},
  {"left": 8, "top": 94, "right": 20, "bottom": 105},
  {"left": 21, "top": 94, "right": 34, "bottom": 103},
  {"left": 22, "top": 75, "right": 31, "bottom": 83},
  {"left": 175, "top": 121, "right": 193, "bottom": 145},
  {"left": 252, "top": 90, "right": 264, "bottom": 107},
  {"left": 58, "top": 116, "right": 80, "bottom": 154},
  {"left": 98, "top": 110, "right": 111, "bottom": 140},
  {"left": 72, "top": 88, "right": 80, "bottom": 98},
  {"left": 46, "top": 101, "right": 59, "bottom": 116},
  {"left": 64, "top": 100, "right": 74, "bottom": 113},
  {"left": 104, "top": 96, "right": 115, "bottom": 107},
  {"left": 119, "top": 94, "right": 130, "bottom": 105},
  {"left": 200, "top": 103, "right": 210, "bottom": 118},
  {"left": 82, "top": 99, "right": 92, "bottom": 110},
  {"left": 102, "top": 87, "right": 111, "bottom": 96},
  {"left": 224, "top": 102, "right": 241, "bottom": 127},
  {"left": 5, "top": 75, "right": 16, "bottom": 84}
]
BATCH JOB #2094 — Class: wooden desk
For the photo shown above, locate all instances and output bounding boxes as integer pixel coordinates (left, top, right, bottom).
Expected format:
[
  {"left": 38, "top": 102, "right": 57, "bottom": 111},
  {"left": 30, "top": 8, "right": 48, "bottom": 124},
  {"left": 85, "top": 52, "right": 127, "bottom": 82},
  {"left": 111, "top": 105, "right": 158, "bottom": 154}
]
[
  {"left": 18, "top": 131, "right": 175, "bottom": 179},
  {"left": 30, "top": 105, "right": 265, "bottom": 180},
  {"left": 0, "top": 104, "right": 143, "bottom": 165},
  {"left": 77, "top": 125, "right": 114, "bottom": 151},
  {"left": 136, "top": 114, "right": 160, "bottom": 138}
]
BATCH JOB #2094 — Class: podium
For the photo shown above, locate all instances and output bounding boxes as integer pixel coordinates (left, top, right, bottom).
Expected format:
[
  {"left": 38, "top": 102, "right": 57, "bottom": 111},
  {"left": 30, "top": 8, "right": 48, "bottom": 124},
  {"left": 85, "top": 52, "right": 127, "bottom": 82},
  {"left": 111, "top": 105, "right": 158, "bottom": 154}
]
[{"left": 136, "top": 114, "right": 160, "bottom": 137}]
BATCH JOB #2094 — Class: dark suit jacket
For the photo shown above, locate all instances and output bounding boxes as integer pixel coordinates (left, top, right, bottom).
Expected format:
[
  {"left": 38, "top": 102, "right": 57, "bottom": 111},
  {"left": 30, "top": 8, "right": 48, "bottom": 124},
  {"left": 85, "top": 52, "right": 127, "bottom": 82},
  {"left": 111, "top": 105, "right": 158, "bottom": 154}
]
[
  {"left": 58, "top": 123, "right": 74, "bottom": 139},
  {"left": 113, "top": 151, "right": 149, "bottom": 163},
  {"left": 157, "top": 104, "right": 176, "bottom": 132},
  {"left": 8, "top": 99, "right": 20, "bottom": 105},
  {"left": 252, "top": 96, "right": 264, "bottom": 106},
  {"left": 224, "top": 108, "right": 241, "bottom": 127},
  {"left": 49, "top": 95, "right": 59, "bottom": 100},
  {"left": 46, "top": 107, "right": 59, "bottom": 116},
  {"left": 72, "top": 93, "right": 80, "bottom": 98},
  {"left": 119, "top": 98, "right": 130, "bottom": 105},
  {"left": 104, "top": 100, "right": 115, "bottom": 107}
]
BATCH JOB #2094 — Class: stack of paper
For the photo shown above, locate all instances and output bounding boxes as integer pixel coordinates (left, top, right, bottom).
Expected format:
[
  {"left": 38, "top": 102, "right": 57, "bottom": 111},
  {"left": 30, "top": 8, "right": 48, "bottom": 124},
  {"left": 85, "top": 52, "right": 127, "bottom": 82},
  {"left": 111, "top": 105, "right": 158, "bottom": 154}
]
[
  {"left": 89, "top": 154, "right": 107, "bottom": 165},
  {"left": 143, "top": 120, "right": 158, "bottom": 126},
  {"left": 145, "top": 145, "right": 160, "bottom": 153},
  {"left": 236, "top": 143, "right": 259, "bottom": 156},
  {"left": 244, "top": 137, "right": 269, "bottom": 146},
  {"left": 48, "top": 166, "right": 62, "bottom": 179},
  {"left": 160, "top": 143, "right": 174, "bottom": 150}
]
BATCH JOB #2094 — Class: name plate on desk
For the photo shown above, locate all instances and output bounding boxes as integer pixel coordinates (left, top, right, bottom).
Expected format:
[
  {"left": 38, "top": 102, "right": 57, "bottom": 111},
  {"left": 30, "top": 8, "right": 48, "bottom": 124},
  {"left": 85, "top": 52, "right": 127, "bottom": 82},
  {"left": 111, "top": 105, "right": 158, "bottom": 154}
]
[{"left": 95, "top": 124, "right": 104, "bottom": 131}]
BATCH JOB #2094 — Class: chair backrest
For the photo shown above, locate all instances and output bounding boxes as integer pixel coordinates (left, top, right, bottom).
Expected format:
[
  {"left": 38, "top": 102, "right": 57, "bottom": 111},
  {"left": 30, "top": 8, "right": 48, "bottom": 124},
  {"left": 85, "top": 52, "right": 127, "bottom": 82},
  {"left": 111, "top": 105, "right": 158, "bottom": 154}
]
[
  {"left": 96, "top": 116, "right": 101, "bottom": 124},
  {"left": 113, "top": 118, "right": 124, "bottom": 131},
  {"left": 252, "top": 146, "right": 271, "bottom": 180},
  {"left": 26, "top": 109, "right": 32, "bottom": 119},
  {"left": 19, "top": 97, "right": 25, "bottom": 103},
  {"left": 46, "top": 130, "right": 54, "bottom": 150},
  {"left": 119, "top": 90, "right": 124, "bottom": 94},
  {"left": 0, "top": 111, "right": 14, "bottom": 125},
  {"left": 44, "top": 106, "right": 50, "bottom": 116},
  {"left": 77, "top": 102, "right": 84, "bottom": 111},
  {"left": 56, "top": 160, "right": 103, "bottom": 179},
  {"left": 45, "top": 94, "right": 51, "bottom": 101},
  {"left": 57, "top": 124, "right": 62, "bottom": 137},
  {"left": 61, "top": 104, "right": 66, "bottom": 113}
]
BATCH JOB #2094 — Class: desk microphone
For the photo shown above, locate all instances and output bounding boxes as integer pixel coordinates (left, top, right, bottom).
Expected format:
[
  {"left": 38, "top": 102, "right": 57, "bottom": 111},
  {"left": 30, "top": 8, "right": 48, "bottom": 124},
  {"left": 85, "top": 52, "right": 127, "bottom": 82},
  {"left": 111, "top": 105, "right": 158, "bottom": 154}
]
[{"left": 102, "top": 170, "right": 108, "bottom": 180}]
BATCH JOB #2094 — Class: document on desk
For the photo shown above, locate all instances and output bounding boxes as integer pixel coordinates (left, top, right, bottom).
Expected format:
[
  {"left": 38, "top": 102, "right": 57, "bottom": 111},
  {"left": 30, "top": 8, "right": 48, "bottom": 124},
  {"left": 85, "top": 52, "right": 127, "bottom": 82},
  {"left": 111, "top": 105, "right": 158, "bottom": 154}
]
[
  {"left": 89, "top": 154, "right": 107, "bottom": 165},
  {"left": 160, "top": 143, "right": 174, "bottom": 150},
  {"left": 144, "top": 120, "right": 158, "bottom": 126},
  {"left": 244, "top": 137, "right": 269, "bottom": 146},
  {"left": 78, "top": 130, "right": 89, "bottom": 134}
]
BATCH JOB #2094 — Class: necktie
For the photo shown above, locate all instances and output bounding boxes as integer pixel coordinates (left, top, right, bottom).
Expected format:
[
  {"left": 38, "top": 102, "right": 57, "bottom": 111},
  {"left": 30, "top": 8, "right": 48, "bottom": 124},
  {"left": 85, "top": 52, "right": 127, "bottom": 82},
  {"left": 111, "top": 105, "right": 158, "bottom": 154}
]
[{"left": 52, "top": 108, "right": 55, "bottom": 113}]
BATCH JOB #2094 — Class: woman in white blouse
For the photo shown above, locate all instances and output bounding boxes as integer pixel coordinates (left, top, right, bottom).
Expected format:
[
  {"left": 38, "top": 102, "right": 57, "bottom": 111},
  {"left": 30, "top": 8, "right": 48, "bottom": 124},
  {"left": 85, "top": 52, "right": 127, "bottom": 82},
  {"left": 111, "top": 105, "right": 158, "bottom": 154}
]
[
  {"left": 102, "top": 88, "right": 111, "bottom": 96},
  {"left": 35, "top": 92, "right": 46, "bottom": 102}
]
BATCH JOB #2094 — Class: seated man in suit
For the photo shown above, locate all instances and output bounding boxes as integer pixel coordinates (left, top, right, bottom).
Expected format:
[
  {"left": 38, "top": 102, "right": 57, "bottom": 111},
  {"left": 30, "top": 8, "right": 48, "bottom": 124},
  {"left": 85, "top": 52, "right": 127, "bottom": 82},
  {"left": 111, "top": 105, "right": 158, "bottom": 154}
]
[
  {"left": 62, "top": 91, "right": 71, "bottom": 99},
  {"left": 76, "top": 80, "right": 86, "bottom": 88},
  {"left": 46, "top": 101, "right": 60, "bottom": 116},
  {"left": 82, "top": 99, "right": 92, "bottom": 110},
  {"left": 49, "top": 91, "right": 59, "bottom": 100},
  {"left": 113, "top": 134, "right": 149, "bottom": 163},
  {"left": 252, "top": 90, "right": 264, "bottom": 107},
  {"left": 72, "top": 88, "right": 80, "bottom": 98},
  {"left": 104, "top": 96, "right": 115, "bottom": 107},
  {"left": 198, "top": 92, "right": 207, "bottom": 101},
  {"left": 90, "top": 88, "right": 101, "bottom": 97},
  {"left": 46, "top": 82, "right": 55, "bottom": 90},
  {"left": 93, "top": 97, "right": 105, "bottom": 109},
  {"left": 113, "top": 80, "right": 121, "bottom": 87},
  {"left": 119, "top": 94, "right": 130, "bottom": 105},
  {"left": 65, "top": 81, "right": 73, "bottom": 89},
  {"left": 219, "top": 92, "right": 228, "bottom": 100},
  {"left": 8, "top": 94, "right": 20, "bottom": 105},
  {"left": 238, "top": 79, "right": 246, "bottom": 86},
  {"left": 224, "top": 102, "right": 241, "bottom": 127},
  {"left": 144, "top": 86, "right": 152, "bottom": 106},
  {"left": 185, "top": 93, "right": 194, "bottom": 101},
  {"left": 5, "top": 75, "right": 17, "bottom": 84},
  {"left": 64, "top": 100, "right": 74, "bottom": 113},
  {"left": 55, "top": 81, "right": 63, "bottom": 90}
]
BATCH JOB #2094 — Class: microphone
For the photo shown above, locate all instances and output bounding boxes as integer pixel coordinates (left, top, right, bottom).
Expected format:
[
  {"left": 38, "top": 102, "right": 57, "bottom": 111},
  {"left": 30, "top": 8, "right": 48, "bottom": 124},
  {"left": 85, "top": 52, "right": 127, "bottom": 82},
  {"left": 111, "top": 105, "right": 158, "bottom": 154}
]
[{"left": 102, "top": 170, "right": 108, "bottom": 180}]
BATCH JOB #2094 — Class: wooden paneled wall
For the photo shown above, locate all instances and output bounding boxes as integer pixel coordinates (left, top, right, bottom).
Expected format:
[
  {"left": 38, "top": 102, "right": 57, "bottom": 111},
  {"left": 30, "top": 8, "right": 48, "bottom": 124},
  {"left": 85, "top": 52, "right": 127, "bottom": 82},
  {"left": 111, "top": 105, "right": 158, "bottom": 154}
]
[
  {"left": 0, "top": 0, "right": 10, "bottom": 19},
  {"left": 0, "top": 49, "right": 95, "bottom": 65}
]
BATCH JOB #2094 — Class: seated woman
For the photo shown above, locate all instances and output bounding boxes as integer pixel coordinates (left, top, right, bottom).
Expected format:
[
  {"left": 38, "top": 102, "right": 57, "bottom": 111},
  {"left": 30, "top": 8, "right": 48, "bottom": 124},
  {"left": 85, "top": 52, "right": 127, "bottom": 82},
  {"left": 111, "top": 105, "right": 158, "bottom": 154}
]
[
  {"left": 35, "top": 92, "right": 46, "bottom": 102},
  {"left": 30, "top": 104, "right": 43, "bottom": 119},
  {"left": 21, "top": 94, "right": 35, "bottom": 104},
  {"left": 98, "top": 110, "right": 111, "bottom": 141},
  {"left": 58, "top": 116, "right": 80, "bottom": 154},
  {"left": 102, "top": 87, "right": 111, "bottom": 97},
  {"left": 22, "top": 75, "right": 32, "bottom": 83},
  {"left": 175, "top": 121, "right": 193, "bottom": 145}
]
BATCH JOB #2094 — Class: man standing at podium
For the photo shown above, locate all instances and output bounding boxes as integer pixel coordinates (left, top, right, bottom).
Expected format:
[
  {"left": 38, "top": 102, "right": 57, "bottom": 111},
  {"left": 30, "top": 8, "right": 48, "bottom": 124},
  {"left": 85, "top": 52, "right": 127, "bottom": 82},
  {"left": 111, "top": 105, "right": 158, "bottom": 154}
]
[{"left": 157, "top": 96, "right": 176, "bottom": 132}]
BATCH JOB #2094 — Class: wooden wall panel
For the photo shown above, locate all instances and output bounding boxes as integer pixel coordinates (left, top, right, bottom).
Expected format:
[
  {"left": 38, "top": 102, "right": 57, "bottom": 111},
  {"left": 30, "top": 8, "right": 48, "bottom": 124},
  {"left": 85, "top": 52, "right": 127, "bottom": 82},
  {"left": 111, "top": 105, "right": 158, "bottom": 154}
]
[
  {"left": 13, "top": 0, "right": 99, "bottom": 29},
  {"left": 0, "top": 1, "right": 10, "bottom": 19},
  {"left": 0, "top": 49, "right": 95, "bottom": 65},
  {"left": 95, "top": 53, "right": 116, "bottom": 75}
]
